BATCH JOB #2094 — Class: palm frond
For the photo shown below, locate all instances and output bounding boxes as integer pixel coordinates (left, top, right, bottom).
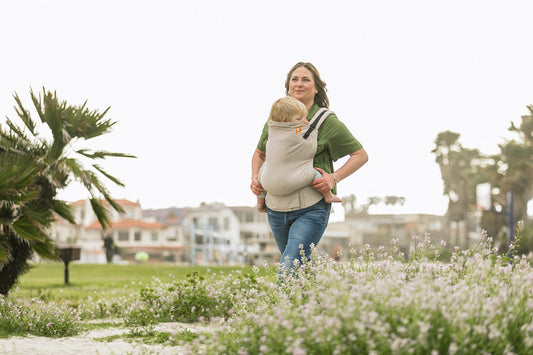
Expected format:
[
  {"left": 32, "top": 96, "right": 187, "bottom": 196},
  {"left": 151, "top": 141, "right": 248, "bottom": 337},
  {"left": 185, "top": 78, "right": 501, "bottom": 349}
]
[
  {"left": 62, "top": 158, "right": 96, "bottom": 192},
  {"left": 101, "top": 191, "right": 125, "bottom": 214},
  {"left": 5, "top": 118, "right": 28, "bottom": 140},
  {"left": 92, "top": 164, "right": 125, "bottom": 187},
  {"left": 20, "top": 205, "right": 54, "bottom": 227},
  {"left": 11, "top": 217, "right": 50, "bottom": 243},
  {"left": 28, "top": 237, "right": 57, "bottom": 260},
  {"left": 30, "top": 88, "right": 45, "bottom": 123},
  {"left": 13, "top": 93, "right": 36, "bottom": 135},
  {"left": 51, "top": 200, "right": 75, "bottom": 224},
  {"left": 89, "top": 177, "right": 114, "bottom": 200},
  {"left": 0, "top": 152, "right": 40, "bottom": 194},
  {"left": 89, "top": 198, "right": 111, "bottom": 229},
  {"left": 76, "top": 149, "right": 136, "bottom": 159}
]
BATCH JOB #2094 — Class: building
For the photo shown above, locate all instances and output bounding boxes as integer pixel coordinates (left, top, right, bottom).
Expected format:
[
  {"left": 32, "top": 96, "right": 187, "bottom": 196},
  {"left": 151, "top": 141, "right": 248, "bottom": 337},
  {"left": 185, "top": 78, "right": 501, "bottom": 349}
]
[
  {"left": 230, "top": 206, "right": 278, "bottom": 265},
  {"left": 179, "top": 203, "right": 242, "bottom": 265},
  {"left": 51, "top": 199, "right": 185, "bottom": 263},
  {"left": 50, "top": 198, "right": 448, "bottom": 264},
  {"left": 320, "top": 213, "right": 448, "bottom": 259}
]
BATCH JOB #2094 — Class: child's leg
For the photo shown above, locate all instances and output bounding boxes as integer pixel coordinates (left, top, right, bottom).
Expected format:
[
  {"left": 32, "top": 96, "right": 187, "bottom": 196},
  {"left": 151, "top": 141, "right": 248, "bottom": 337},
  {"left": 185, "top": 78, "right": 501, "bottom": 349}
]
[
  {"left": 257, "top": 192, "right": 266, "bottom": 212},
  {"left": 313, "top": 169, "right": 342, "bottom": 203}
]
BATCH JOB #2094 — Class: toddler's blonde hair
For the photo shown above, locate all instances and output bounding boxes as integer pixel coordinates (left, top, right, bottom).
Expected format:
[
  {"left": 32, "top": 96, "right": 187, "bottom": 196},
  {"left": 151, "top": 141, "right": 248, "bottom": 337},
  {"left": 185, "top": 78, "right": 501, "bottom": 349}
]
[{"left": 268, "top": 96, "right": 308, "bottom": 123}]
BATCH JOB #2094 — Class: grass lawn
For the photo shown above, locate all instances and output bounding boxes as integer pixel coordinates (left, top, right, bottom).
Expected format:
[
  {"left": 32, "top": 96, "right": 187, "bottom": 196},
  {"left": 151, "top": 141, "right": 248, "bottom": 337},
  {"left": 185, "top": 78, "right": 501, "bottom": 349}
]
[{"left": 12, "top": 261, "right": 262, "bottom": 302}]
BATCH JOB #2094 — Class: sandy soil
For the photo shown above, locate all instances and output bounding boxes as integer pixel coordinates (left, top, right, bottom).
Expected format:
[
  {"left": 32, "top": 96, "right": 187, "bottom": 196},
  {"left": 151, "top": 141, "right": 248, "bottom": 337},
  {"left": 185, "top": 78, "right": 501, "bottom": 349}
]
[{"left": 0, "top": 322, "right": 211, "bottom": 355}]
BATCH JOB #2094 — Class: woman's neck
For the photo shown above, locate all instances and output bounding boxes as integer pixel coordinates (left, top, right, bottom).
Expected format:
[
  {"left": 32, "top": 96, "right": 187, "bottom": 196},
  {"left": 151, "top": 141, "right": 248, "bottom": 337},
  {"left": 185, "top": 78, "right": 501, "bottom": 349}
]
[{"left": 303, "top": 99, "right": 314, "bottom": 111}]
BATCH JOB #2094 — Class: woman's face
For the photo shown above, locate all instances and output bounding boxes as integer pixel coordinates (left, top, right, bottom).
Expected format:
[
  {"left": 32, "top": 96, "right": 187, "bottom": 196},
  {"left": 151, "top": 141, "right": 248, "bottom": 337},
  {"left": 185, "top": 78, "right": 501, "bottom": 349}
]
[{"left": 288, "top": 66, "right": 316, "bottom": 109}]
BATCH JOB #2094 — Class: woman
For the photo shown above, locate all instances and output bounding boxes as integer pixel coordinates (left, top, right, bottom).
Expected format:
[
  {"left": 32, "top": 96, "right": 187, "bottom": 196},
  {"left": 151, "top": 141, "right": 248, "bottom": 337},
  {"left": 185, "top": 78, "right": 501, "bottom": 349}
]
[{"left": 251, "top": 62, "right": 368, "bottom": 274}]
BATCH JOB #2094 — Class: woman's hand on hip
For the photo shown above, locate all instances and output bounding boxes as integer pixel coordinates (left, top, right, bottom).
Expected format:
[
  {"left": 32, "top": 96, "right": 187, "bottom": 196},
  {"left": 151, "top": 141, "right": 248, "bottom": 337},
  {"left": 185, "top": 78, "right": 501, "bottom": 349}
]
[{"left": 312, "top": 167, "right": 334, "bottom": 194}]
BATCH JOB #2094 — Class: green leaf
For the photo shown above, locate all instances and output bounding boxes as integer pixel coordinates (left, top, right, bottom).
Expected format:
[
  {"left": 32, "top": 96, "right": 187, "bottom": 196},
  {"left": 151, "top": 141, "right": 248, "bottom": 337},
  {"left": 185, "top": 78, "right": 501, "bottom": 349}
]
[
  {"left": 89, "top": 198, "right": 111, "bottom": 229},
  {"left": 13, "top": 93, "right": 36, "bottom": 135},
  {"left": 93, "top": 164, "right": 125, "bottom": 187},
  {"left": 52, "top": 200, "right": 75, "bottom": 224},
  {"left": 11, "top": 217, "right": 49, "bottom": 242}
]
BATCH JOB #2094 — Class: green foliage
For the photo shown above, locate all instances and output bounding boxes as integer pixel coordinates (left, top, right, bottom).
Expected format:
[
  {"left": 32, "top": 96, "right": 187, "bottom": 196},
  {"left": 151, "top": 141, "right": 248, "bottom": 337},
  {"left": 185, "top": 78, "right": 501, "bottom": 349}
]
[
  {"left": 431, "top": 130, "right": 482, "bottom": 222},
  {"left": 433, "top": 105, "right": 533, "bottom": 254},
  {"left": 0, "top": 88, "right": 135, "bottom": 295},
  {"left": 0, "top": 245, "right": 532, "bottom": 353},
  {"left": 187, "top": 241, "right": 533, "bottom": 355},
  {"left": 127, "top": 270, "right": 261, "bottom": 325},
  {"left": 0, "top": 295, "right": 82, "bottom": 338}
]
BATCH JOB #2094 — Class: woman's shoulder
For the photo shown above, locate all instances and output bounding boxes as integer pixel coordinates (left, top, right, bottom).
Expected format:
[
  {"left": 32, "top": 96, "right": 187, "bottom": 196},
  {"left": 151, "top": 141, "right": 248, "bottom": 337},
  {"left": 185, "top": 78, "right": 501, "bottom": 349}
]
[
  {"left": 319, "top": 109, "right": 340, "bottom": 128},
  {"left": 318, "top": 109, "right": 353, "bottom": 138}
]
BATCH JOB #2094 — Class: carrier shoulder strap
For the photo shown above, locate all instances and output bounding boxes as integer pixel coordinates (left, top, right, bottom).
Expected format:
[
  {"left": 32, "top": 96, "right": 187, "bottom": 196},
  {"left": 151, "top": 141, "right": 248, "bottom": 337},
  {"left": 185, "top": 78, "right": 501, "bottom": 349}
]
[{"left": 303, "top": 108, "right": 331, "bottom": 139}]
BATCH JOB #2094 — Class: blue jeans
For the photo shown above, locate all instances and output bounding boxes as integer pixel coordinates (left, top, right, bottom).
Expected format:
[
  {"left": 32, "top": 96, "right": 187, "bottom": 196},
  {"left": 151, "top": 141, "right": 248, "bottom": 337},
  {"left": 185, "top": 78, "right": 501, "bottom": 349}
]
[{"left": 267, "top": 199, "right": 331, "bottom": 273}]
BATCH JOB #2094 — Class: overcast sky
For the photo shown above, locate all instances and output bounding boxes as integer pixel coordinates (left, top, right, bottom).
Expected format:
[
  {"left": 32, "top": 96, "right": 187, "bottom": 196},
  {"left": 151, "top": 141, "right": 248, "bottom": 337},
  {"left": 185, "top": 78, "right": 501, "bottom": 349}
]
[{"left": 1, "top": 1, "right": 532, "bottom": 219}]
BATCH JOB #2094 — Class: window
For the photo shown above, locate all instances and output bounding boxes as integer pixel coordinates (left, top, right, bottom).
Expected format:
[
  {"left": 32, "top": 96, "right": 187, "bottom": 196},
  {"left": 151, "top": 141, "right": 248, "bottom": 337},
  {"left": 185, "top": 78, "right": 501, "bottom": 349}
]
[
  {"left": 208, "top": 217, "right": 219, "bottom": 231},
  {"left": 429, "top": 221, "right": 442, "bottom": 231},
  {"left": 134, "top": 232, "right": 141, "bottom": 242},
  {"left": 242, "top": 232, "right": 253, "bottom": 240},
  {"left": 245, "top": 212, "right": 253, "bottom": 222},
  {"left": 224, "top": 217, "right": 230, "bottom": 231},
  {"left": 118, "top": 231, "right": 129, "bottom": 241},
  {"left": 151, "top": 232, "right": 158, "bottom": 242}
]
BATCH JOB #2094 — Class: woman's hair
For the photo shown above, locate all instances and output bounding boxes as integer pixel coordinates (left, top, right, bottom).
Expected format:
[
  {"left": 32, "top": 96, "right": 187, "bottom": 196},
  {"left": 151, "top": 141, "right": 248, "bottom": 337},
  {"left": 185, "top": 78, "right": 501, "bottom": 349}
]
[
  {"left": 284, "top": 62, "right": 329, "bottom": 108},
  {"left": 268, "top": 96, "right": 308, "bottom": 123}
]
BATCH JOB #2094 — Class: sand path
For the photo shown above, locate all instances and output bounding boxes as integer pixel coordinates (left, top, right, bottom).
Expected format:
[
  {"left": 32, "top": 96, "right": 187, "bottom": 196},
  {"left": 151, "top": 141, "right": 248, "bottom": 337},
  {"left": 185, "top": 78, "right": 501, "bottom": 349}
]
[{"left": 0, "top": 322, "right": 211, "bottom": 354}]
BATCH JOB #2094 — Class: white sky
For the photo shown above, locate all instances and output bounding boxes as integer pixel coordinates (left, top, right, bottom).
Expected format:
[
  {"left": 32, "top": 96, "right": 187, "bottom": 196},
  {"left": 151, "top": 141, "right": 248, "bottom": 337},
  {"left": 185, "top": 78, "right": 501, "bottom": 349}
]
[{"left": 1, "top": 1, "right": 532, "bottom": 218}]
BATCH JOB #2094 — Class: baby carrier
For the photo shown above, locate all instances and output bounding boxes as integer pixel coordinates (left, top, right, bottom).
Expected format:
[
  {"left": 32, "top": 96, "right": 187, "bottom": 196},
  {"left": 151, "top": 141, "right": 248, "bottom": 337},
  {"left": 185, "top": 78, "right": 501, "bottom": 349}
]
[{"left": 260, "top": 108, "right": 332, "bottom": 211}]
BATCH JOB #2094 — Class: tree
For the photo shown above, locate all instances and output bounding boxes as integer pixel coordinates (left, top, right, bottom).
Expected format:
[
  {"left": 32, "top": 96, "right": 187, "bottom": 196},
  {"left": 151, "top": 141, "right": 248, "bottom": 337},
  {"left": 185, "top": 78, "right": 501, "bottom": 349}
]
[
  {"left": 431, "top": 131, "right": 484, "bottom": 248},
  {"left": 500, "top": 106, "right": 533, "bottom": 222},
  {"left": 481, "top": 106, "right": 533, "bottom": 251},
  {"left": 433, "top": 106, "right": 533, "bottom": 253},
  {"left": 0, "top": 152, "right": 51, "bottom": 291},
  {"left": 341, "top": 194, "right": 406, "bottom": 217},
  {"left": 0, "top": 88, "right": 135, "bottom": 295}
]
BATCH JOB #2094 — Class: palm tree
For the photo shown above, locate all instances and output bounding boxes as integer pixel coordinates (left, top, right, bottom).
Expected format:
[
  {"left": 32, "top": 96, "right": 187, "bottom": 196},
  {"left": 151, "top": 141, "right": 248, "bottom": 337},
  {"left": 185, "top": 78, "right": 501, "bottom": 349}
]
[{"left": 0, "top": 88, "right": 135, "bottom": 295}]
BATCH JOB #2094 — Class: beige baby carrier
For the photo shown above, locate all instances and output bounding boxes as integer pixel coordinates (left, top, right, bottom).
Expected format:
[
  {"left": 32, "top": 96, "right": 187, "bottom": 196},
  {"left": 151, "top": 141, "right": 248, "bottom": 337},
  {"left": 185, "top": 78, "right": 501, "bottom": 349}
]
[{"left": 259, "top": 108, "right": 331, "bottom": 212}]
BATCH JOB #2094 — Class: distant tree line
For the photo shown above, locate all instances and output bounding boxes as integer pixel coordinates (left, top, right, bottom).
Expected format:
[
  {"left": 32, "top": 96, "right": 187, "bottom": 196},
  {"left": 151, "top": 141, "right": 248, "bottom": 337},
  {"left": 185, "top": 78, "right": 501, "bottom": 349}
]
[
  {"left": 341, "top": 194, "right": 406, "bottom": 215},
  {"left": 432, "top": 105, "right": 533, "bottom": 254}
]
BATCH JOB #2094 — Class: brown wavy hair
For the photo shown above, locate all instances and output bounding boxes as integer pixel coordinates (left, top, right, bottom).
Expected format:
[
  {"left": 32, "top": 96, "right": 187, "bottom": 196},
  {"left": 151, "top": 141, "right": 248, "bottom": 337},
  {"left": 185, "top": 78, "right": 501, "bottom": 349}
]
[{"left": 284, "top": 62, "right": 329, "bottom": 108}]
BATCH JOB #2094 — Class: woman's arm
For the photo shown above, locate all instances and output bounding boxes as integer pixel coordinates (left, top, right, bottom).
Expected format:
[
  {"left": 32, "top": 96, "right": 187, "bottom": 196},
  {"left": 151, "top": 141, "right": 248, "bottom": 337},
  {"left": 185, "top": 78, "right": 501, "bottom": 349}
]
[
  {"left": 250, "top": 149, "right": 266, "bottom": 195},
  {"left": 312, "top": 148, "right": 369, "bottom": 194}
]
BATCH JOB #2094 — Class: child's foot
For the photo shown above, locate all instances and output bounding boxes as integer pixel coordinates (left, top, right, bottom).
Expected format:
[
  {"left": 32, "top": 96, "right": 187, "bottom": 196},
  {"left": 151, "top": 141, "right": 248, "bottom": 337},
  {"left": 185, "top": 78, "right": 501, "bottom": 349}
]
[
  {"left": 324, "top": 194, "right": 342, "bottom": 203},
  {"left": 257, "top": 199, "right": 267, "bottom": 212}
]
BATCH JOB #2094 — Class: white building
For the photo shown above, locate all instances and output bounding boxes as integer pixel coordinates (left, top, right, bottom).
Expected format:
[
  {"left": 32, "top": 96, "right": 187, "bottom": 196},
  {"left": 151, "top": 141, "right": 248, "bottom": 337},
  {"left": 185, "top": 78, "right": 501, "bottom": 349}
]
[
  {"left": 180, "top": 203, "right": 242, "bottom": 265},
  {"left": 230, "top": 206, "right": 278, "bottom": 265},
  {"left": 51, "top": 199, "right": 185, "bottom": 263}
]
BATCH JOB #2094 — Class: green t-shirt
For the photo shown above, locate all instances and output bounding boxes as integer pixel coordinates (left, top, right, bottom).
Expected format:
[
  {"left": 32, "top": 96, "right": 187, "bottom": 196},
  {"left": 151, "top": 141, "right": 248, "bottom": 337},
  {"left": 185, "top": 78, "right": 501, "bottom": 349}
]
[{"left": 256, "top": 104, "right": 363, "bottom": 195}]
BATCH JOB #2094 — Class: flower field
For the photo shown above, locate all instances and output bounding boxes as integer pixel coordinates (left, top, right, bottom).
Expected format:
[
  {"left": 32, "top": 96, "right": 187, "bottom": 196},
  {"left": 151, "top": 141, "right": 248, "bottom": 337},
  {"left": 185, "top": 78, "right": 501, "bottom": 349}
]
[{"left": 1, "top": 234, "right": 533, "bottom": 354}]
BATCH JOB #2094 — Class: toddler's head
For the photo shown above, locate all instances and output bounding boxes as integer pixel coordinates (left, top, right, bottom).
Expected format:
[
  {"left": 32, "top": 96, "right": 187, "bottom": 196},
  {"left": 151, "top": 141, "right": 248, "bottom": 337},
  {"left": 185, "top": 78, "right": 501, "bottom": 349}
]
[{"left": 269, "top": 96, "right": 308, "bottom": 123}]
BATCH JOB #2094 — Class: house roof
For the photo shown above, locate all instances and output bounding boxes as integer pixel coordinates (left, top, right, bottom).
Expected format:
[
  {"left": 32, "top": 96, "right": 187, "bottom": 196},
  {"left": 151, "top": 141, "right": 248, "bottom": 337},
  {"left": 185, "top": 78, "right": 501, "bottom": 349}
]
[
  {"left": 86, "top": 219, "right": 163, "bottom": 230},
  {"left": 70, "top": 199, "right": 141, "bottom": 207},
  {"left": 143, "top": 207, "right": 189, "bottom": 225}
]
